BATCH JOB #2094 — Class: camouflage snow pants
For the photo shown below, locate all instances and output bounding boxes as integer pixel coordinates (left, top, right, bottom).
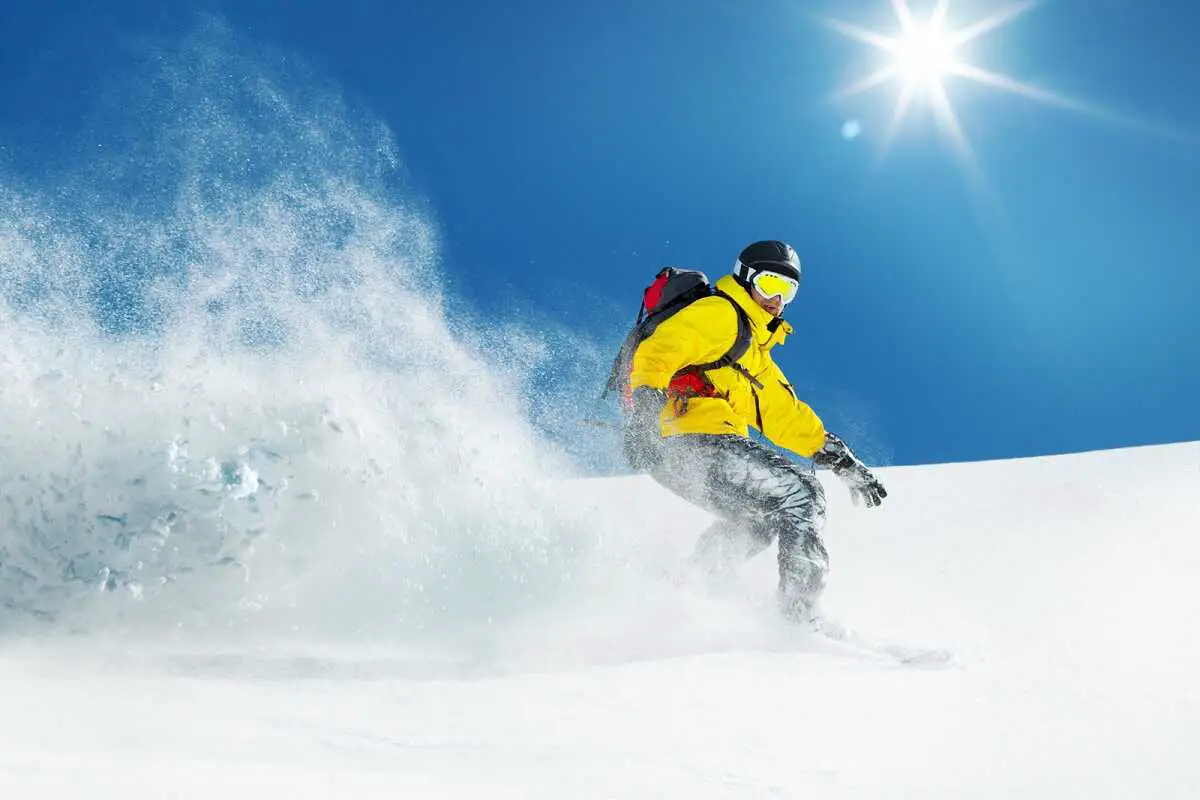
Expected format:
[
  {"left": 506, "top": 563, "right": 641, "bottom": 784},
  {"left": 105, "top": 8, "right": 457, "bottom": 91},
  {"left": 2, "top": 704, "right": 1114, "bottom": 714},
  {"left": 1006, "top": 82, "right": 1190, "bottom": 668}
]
[{"left": 651, "top": 433, "right": 829, "bottom": 621}]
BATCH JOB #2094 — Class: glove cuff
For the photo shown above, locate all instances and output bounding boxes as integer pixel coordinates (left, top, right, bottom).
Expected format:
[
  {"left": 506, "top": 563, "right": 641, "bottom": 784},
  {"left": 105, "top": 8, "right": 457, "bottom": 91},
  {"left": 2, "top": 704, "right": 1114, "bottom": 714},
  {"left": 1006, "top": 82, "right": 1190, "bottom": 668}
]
[{"left": 811, "top": 432, "right": 858, "bottom": 474}]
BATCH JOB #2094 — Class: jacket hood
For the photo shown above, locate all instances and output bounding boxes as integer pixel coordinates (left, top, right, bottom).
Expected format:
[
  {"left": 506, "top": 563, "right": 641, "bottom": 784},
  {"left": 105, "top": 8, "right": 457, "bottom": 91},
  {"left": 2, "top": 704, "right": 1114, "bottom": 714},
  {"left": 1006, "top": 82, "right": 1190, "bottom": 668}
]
[{"left": 715, "top": 274, "right": 792, "bottom": 348}]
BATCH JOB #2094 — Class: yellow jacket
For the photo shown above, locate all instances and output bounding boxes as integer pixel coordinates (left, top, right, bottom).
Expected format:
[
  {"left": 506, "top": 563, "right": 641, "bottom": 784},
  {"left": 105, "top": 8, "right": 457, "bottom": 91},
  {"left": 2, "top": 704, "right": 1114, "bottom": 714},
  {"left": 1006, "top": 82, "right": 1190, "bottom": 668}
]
[{"left": 628, "top": 274, "right": 827, "bottom": 458}]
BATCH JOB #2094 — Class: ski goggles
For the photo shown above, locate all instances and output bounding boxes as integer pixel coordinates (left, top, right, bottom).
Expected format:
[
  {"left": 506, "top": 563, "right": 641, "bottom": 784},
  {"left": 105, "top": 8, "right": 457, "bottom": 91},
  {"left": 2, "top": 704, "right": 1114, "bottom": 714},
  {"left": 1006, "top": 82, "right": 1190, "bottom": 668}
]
[{"left": 750, "top": 269, "right": 800, "bottom": 305}]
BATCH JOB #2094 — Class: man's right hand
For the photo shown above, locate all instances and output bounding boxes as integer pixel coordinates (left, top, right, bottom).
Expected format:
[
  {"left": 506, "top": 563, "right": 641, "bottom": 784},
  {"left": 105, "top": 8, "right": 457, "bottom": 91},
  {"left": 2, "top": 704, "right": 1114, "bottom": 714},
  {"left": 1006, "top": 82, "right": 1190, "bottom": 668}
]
[{"left": 622, "top": 386, "right": 668, "bottom": 472}]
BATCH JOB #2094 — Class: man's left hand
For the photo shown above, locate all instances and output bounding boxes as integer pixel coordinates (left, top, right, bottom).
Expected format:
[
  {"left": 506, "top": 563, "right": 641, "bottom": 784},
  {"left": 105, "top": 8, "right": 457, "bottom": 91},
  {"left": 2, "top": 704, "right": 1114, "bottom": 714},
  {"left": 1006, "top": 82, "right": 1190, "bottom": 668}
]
[{"left": 622, "top": 386, "right": 667, "bottom": 472}]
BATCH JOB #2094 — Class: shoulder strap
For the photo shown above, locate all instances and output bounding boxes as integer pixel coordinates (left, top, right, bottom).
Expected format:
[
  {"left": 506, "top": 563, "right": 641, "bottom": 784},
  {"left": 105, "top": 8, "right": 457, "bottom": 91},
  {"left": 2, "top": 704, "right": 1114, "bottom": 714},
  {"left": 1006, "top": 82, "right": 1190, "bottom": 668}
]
[{"left": 688, "top": 291, "right": 762, "bottom": 389}]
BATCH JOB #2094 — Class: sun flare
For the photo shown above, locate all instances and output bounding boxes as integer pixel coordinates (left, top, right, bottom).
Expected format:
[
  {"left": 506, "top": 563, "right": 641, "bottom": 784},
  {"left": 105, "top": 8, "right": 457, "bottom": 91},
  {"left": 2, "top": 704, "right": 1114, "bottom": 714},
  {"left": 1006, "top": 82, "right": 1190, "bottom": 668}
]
[
  {"left": 827, "top": 0, "right": 1043, "bottom": 158},
  {"left": 824, "top": 1, "right": 1196, "bottom": 227}
]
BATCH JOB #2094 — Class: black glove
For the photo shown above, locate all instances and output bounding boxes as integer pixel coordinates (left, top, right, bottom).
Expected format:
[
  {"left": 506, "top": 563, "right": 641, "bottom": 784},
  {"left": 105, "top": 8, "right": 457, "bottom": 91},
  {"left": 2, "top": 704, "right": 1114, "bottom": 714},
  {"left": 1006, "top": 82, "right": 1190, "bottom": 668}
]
[
  {"left": 811, "top": 432, "right": 888, "bottom": 508},
  {"left": 622, "top": 386, "right": 668, "bottom": 472}
]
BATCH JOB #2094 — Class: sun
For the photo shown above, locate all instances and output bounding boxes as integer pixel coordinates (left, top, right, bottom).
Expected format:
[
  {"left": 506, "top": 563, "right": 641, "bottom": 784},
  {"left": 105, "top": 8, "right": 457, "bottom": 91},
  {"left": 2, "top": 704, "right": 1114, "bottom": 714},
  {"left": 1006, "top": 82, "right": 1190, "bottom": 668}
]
[
  {"left": 894, "top": 22, "right": 957, "bottom": 88},
  {"left": 827, "top": 0, "right": 1042, "bottom": 157},
  {"left": 829, "top": 0, "right": 1193, "bottom": 161},
  {"left": 823, "top": 0, "right": 1196, "bottom": 224}
]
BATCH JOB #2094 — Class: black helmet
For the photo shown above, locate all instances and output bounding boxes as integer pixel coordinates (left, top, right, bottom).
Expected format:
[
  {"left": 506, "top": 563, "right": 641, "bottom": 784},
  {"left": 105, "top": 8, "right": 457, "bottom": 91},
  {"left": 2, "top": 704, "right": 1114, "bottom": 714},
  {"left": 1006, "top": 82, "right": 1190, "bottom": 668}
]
[{"left": 734, "top": 240, "right": 802, "bottom": 284}]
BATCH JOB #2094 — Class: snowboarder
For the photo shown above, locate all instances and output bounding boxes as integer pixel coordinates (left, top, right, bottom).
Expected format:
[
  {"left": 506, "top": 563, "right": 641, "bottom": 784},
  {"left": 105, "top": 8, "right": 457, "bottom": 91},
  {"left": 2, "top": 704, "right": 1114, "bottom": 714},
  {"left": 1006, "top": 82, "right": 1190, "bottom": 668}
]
[{"left": 622, "top": 240, "right": 888, "bottom": 625}]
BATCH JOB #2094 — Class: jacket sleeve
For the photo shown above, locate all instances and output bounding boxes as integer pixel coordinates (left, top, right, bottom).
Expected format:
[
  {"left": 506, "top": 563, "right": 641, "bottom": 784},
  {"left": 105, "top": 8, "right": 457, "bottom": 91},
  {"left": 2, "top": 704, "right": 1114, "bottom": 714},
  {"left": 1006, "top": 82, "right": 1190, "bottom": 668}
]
[
  {"left": 754, "top": 358, "right": 827, "bottom": 457},
  {"left": 628, "top": 297, "right": 740, "bottom": 390}
]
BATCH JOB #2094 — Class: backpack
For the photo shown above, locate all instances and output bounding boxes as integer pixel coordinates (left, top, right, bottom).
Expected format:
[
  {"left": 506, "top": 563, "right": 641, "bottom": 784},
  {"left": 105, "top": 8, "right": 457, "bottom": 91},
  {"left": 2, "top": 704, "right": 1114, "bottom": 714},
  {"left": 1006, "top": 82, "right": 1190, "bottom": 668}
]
[{"left": 602, "top": 268, "right": 760, "bottom": 410}]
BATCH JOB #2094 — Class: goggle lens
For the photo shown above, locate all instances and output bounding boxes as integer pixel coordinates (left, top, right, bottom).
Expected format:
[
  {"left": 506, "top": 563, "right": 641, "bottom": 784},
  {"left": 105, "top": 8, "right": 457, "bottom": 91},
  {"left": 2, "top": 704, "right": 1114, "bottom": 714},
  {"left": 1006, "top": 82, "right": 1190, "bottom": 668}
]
[{"left": 752, "top": 271, "right": 799, "bottom": 304}]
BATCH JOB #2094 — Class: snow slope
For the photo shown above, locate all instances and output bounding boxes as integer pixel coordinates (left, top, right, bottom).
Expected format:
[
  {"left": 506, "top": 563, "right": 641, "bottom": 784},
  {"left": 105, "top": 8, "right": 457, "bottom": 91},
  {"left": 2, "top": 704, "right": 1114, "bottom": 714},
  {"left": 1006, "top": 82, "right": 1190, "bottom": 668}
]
[{"left": 2, "top": 442, "right": 1197, "bottom": 799}]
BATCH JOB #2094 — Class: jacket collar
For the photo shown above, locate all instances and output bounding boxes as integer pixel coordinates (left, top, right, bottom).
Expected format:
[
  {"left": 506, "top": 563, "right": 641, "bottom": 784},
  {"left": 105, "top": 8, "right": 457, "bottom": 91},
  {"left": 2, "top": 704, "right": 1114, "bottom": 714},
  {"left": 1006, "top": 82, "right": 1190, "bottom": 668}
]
[{"left": 715, "top": 274, "right": 792, "bottom": 346}]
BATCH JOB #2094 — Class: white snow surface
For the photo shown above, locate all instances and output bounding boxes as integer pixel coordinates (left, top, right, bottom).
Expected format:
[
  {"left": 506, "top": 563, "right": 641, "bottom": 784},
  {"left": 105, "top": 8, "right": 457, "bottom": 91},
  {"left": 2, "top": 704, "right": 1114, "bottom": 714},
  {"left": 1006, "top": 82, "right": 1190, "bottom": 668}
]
[{"left": 3, "top": 441, "right": 1198, "bottom": 799}]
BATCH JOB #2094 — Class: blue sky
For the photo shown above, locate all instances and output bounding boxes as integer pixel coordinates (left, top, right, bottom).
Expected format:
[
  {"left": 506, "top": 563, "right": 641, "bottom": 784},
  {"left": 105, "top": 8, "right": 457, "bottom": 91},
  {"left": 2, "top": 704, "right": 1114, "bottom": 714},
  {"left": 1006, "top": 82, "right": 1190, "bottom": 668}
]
[{"left": 2, "top": 0, "right": 1198, "bottom": 467}]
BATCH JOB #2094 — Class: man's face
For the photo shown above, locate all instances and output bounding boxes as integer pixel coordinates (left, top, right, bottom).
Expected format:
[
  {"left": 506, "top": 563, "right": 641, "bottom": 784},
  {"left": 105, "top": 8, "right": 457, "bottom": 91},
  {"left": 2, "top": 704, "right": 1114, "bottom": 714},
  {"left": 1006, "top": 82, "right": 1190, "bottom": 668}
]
[{"left": 749, "top": 285, "right": 786, "bottom": 318}]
